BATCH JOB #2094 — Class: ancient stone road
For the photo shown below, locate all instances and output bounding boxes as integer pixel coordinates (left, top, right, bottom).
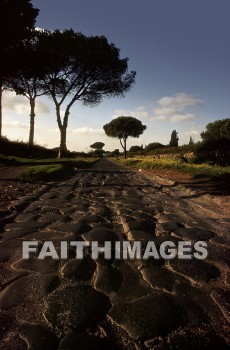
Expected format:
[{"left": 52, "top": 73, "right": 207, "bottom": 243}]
[{"left": 0, "top": 159, "right": 229, "bottom": 349}]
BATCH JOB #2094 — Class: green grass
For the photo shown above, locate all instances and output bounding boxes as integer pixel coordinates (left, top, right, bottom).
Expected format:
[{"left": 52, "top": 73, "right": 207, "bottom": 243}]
[
  {"left": 116, "top": 157, "right": 230, "bottom": 178},
  {"left": 0, "top": 155, "right": 96, "bottom": 166},
  {"left": 0, "top": 156, "right": 97, "bottom": 181},
  {"left": 19, "top": 164, "right": 65, "bottom": 181}
]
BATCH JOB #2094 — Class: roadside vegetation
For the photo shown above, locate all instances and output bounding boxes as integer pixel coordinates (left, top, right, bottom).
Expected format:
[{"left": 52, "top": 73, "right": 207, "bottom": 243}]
[
  {"left": 3, "top": 157, "right": 95, "bottom": 182},
  {"left": 0, "top": 138, "right": 97, "bottom": 181},
  {"left": 117, "top": 156, "right": 230, "bottom": 178},
  {"left": 114, "top": 119, "right": 230, "bottom": 181}
]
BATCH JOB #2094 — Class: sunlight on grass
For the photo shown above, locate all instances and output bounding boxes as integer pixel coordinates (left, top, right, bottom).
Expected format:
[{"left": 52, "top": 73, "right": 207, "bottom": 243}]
[
  {"left": 14, "top": 157, "right": 97, "bottom": 181},
  {"left": 117, "top": 157, "right": 230, "bottom": 177}
]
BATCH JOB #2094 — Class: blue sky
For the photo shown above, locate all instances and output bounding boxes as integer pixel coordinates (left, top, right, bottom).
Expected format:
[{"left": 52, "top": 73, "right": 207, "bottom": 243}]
[{"left": 3, "top": 0, "right": 230, "bottom": 151}]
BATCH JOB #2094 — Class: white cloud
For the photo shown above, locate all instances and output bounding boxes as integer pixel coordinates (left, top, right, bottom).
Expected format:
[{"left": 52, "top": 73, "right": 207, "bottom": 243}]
[
  {"left": 36, "top": 101, "right": 50, "bottom": 114},
  {"left": 170, "top": 113, "right": 195, "bottom": 122},
  {"left": 112, "top": 108, "right": 150, "bottom": 120},
  {"left": 158, "top": 93, "right": 204, "bottom": 109},
  {"left": 48, "top": 128, "right": 59, "bottom": 133},
  {"left": 71, "top": 127, "right": 104, "bottom": 136},
  {"left": 2, "top": 91, "right": 50, "bottom": 115},
  {"left": 181, "top": 129, "right": 201, "bottom": 136},
  {"left": 4, "top": 121, "right": 29, "bottom": 129},
  {"left": 47, "top": 127, "right": 105, "bottom": 136},
  {"left": 151, "top": 92, "right": 204, "bottom": 123},
  {"left": 111, "top": 93, "right": 204, "bottom": 124}
]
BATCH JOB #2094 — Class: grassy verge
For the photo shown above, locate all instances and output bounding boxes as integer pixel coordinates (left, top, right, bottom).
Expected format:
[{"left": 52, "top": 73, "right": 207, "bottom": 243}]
[
  {"left": 19, "top": 164, "right": 65, "bottom": 181},
  {"left": 0, "top": 155, "right": 95, "bottom": 166},
  {"left": 0, "top": 157, "right": 97, "bottom": 181},
  {"left": 116, "top": 157, "right": 230, "bottom": 178}
]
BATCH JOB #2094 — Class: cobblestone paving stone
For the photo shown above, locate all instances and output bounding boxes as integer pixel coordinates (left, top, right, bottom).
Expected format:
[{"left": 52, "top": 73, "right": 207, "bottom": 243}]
[{"left": 0, "top": 159, "right": 229, "bottom": 349}]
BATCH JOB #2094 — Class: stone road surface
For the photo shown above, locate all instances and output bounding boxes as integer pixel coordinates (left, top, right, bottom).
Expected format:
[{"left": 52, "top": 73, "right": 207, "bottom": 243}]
[{"left": 0, "top": 159, "right": 229, "bottom": 350}]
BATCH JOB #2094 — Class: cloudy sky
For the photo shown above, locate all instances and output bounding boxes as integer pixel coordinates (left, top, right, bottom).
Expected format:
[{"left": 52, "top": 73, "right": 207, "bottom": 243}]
[{"left": 3, "top": 0, "right": 230, "bottom": 152}]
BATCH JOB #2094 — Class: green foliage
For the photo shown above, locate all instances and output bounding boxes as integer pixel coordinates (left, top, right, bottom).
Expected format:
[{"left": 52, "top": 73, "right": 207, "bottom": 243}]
[
  {"left": 169, "top": 130, "right": 179, "bottom": 147},
  {"left": 145, "top": 142, "right": 165, "bottom": 152},
  {"left": 201, "top": 118, "right": 230, "bottom": 142},
  {"left": 117, "top": 157, "right": 230, "bottom": 178},
  {"left": 0, "top": 0, "right": 39, "bottom": 78},
  {"left": 104, "top": 116, "right": 146, "bottom": 139},
  {"left": 90, "top": 142, "right": 105, "bottom": 150},
  {"left": 108, "top": 149, "right": 120, "bottom": 157},
  {"left": 19, "top": 164, "right": 65, "bottom": 181},
  {"left": 197, "top": 118, "right": 230, "bottom": 165},
  {"left": 129, "top": 145, "right": 143, "bottom": 152},
  {"left": 92, "top": 149, "right": 104, "bottom": 158},
  {"left": 15, "top": 157, "right": 97, "bottom": 181},
  {"left": 37, "top": 30, "right": 136, "bottom": 156},
  {"left": 189, "top": 136, "right": 194, "bottom": 145},
  {"left": 103, "top": 116, "right": 146, "bottom": 158},
  {"left": 0, "top": 137, "right": 93, "bottom": 159}
]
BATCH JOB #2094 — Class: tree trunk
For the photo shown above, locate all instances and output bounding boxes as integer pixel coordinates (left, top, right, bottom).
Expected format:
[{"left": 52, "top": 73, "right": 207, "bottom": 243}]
[
  {"left": 0, "top": 80, "right": 3, "bottom": 139},
  {"left": 55, "top": 104, "right": 69, "bottom": 158},
  {"left": 58, "top": 126, "right": 68, "bottom": 158},
  {"left": 28, "top": 98, "right": 35, "bottom": 147},
  {"left": 124, "top": 139, "right": 127, "bottom": 159},
  {"left": 119, "top": 138, "right": 127, "bottom": 159}
]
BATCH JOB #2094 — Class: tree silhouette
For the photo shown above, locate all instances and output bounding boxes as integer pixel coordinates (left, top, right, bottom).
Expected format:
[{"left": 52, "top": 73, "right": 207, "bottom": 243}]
[
  {"left": 129, "top": 145, "right": 143, "bottom": 152},
  {"left": 199, "top": 118, "right": 230, "bottom": 163},
  {"left": 103, "top": 116, "right": 146, "bottom": 158},
  {"left": 38, "top": 30, "right": 136, "bottom": 157},
  {"left": 90, "top": 142, "right": 105, "bottom": 150},
  {"left": 6, "top": 31, "right": 47, "bottom": 147},
  {"left": 201, "top": 118, "right": 230, "bottom": 142},
  {"left": 145, "top": 142, "right": 165, "bottom": 152},
  {"left": 0, "top": 0, "right": 39, "bottom": 138},
  {"left": 189, "top": 136, "right": 194, "bottom": 145},
  {"left": 169, "top": 130, "right": 179, "bottom": 147}
]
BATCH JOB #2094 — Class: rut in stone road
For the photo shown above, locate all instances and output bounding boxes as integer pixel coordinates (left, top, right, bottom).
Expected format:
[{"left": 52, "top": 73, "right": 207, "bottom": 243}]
[{"left": 0, "top": 158, "right": 229, "bottom": 350}]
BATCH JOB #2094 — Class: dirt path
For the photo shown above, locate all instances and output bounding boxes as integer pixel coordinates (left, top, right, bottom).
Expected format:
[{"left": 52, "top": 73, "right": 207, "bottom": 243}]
[{"left": 0, "top": 159, "right": 229, "bottom": 349}]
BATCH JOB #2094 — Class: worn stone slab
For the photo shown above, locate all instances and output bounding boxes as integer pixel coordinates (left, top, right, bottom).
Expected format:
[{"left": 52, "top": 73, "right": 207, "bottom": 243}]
[
  {"left": 94, "top": 262, "right": 123, "bottom": 297},
  {"left": 61, "top": 256, "right": 96, "bottom": 281},
  {"left": 155, "top": 213, "right": 182, "bottom": 223},
  {"left": 44, "top": 285, "right": 111, "bottom": 335},
  {"left": 0, "top": 227, "right": 37, "bottom": 240},
  {"left": 0, "top": 331, "right": 27, "bottom": 350},
  {"left": 126, "top": 229, "right": 155, "bottom": 241},
  {"left": 169, "top": 259, "right": 220, "bottom": 282},
  {"left": 123, "top": 220, "right": 155, "bottom": 234},
  {"left": 38, "top": 213, "right": 70, "bottom": 223},
  {"left": 112, "top": 262, "right": 153, "bottom": 303},
  {"left": 41, "top": 199, "right": 70, "bottom": 208},
  {"left": 146, "top": 325, "right": 229, "bottom": 350},
  {"left": 0, "top": 240, "right": 23, "bottom": 262},
  {"left": 206, "top": 243, "right": 230, "bottom": 266},
  {"left": 12, "top": 257, "right": 59, "bottom": 275},
  {"left": 24, "top": 230, "right": 73, "bottom": 241},
  {"left": 0, "top": 268, "right": 27, "bottom": 289},
  {"left": 141, "top": 265, "right": 183, "bottom": 292},
  {"left": 173, "top": 282, "right": 222, "bottom": 325},
  {"left": 172, "top": 227, "right": 215, "bottom": 241},
  {"left": 109, "top": 292, "right": 183, "bottom": 340},
  {"left": 5, "top": 221, "right": 46, "bottom": 231},
  {"left": 47, "top": 221, "right": 91, "bottom": 235},
  {"left": 81, "top": 214, "right": 106, "bottom": 223},
  {"left": 82, "top": 227, "right": 119, "bottom": 243},
  {"left": 210, "top": 288, "right": 230, "bottom": 322},
  {"left": 19, "top": 323, "right": 58, "bottom": 350},
  {"left": 14, "top": 213, "right": 40, "bottom": 222},
  {"left": 0, "top": 274, "right": 59, "bottom": 310},
  {"left": 58, "top": 332, "right": 108, "bottom": 350},
  {"left": 155, "top": 222, "right": 181, "bottom": 235},
  {"left": 95, "top": 205, "right": 111, "bottom": 217}
]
